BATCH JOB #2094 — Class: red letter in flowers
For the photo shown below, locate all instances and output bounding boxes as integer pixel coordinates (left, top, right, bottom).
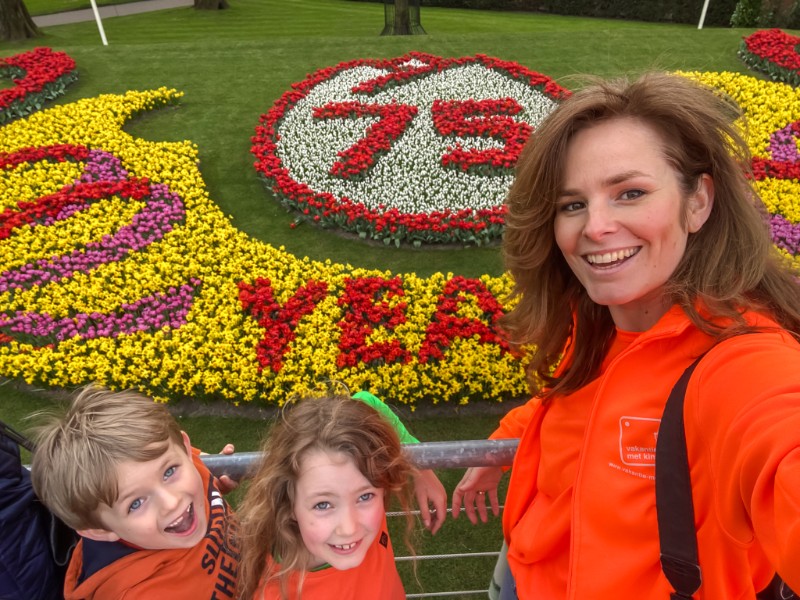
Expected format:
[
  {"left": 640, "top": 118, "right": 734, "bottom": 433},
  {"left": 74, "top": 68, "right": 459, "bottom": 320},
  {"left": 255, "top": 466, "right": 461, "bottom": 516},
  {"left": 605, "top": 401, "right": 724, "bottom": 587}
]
[
  {"left": 349, "top": 54, "right": 441, "bottom": 95},
  {"left": 418, "top": 276, "right": 510, "bottom": 363},
  {"left": 238, "top": 278, "right": 329, "bottom": 373},
  {"left": 432, "top": 98, "right": 532, "bottom": 173},
  {"left": 313, "top": 102, "right": 418, "bottom": 180},
  {"left": 336, "top": 276, "right": 411, "bottom": 368}
]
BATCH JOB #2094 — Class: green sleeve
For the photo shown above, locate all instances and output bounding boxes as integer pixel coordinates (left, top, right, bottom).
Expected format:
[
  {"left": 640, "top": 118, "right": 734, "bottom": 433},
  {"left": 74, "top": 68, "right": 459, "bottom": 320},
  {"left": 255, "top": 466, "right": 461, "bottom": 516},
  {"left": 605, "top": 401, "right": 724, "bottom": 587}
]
[{"left": 352, "top": 390, "right": 419, "bottom": 444}]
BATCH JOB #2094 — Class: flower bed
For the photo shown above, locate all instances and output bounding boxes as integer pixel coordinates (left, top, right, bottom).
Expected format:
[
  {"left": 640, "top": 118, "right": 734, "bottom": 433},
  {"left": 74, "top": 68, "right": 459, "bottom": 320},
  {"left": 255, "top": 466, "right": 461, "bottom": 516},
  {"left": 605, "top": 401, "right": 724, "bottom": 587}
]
[
  {"left": 0, "top": 82, "right": 528, "bottom": 406},
  {"left": 252, "top": 52, "right": 569, "bottom": 247},
  {"left": 1, "top": 47, "right": 799, "bottom": 407},
  {"left": 0, "top": 48, "right": 78, "bottom": 125},
  {"left": 739, "top": 29, "right": 800, "bottom": 87},
  {"left": 682, "top": 71, "right": 800, "bottom": 271}
]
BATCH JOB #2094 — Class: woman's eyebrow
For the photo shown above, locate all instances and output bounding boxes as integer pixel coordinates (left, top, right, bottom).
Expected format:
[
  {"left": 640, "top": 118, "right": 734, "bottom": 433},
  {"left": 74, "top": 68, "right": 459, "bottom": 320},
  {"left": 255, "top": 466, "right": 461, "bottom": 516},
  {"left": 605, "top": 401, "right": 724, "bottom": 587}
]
[
  {"left": 560, "top": 169, "right": 649, "bottom": 197},
  {"left": 606, "top": 170, "right": 648, "bottom": 185}
]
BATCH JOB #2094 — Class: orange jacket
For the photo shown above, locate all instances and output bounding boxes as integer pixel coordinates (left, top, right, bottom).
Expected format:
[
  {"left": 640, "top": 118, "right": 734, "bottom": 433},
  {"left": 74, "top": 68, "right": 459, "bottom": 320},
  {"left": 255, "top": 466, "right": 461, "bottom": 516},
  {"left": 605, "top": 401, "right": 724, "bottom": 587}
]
[
  {"left": 64, "top": 449, "right": 238, "bottom": 600},
  {"left": 501, "top": 306, "right": 800, "bottom": 599},
  {"left": 256, "top": 517, "right": 403, "bottom": 600}
]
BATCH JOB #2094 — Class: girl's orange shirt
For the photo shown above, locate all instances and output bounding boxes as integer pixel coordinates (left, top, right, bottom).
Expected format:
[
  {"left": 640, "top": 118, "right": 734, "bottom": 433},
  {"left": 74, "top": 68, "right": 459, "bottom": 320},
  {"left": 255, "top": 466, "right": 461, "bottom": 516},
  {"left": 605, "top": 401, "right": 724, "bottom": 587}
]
[{"left": 256, "top": 516, "right": 403, "bottom": 600}]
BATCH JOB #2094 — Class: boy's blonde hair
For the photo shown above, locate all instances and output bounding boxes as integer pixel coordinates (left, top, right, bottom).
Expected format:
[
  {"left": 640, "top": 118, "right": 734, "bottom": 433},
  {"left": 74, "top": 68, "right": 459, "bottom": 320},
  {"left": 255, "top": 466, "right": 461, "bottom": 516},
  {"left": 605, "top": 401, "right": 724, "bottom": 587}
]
[{"left": 30, "top": 384, "right": 185, "bottom": 531}]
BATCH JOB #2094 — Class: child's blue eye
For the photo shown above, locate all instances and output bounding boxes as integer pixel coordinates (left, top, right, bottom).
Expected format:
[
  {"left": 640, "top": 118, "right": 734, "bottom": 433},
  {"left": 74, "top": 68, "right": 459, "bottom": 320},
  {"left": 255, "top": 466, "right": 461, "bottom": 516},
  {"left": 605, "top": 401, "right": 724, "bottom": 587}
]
[
  {"left": 164, "top": 466, "right": 176, "bottom": 480},
  {"left": 313, "top": 501, "right": 331, "bottom": 511},
  {"left": 128, "top": 498, "right": 143, "bottom": 513},
  {"left": 358, "top": 492, "right": 375, "bottom": 502}
]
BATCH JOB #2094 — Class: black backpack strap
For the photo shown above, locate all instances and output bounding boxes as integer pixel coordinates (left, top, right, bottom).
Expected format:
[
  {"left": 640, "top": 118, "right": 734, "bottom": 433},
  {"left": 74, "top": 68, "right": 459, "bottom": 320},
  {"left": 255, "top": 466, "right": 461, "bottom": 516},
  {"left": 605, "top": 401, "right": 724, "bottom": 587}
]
[
  {"left": 758, "top": 574, "right": 798, "bottom": 600},
  {"left": 0, "top": 418, "right": 35, "bottom": 452},
  {"left": 655, "top": 357, "right": 703, "bottom": 599},
  {"left": 656, "top": 353, "right": 797, "bottom": 600}
]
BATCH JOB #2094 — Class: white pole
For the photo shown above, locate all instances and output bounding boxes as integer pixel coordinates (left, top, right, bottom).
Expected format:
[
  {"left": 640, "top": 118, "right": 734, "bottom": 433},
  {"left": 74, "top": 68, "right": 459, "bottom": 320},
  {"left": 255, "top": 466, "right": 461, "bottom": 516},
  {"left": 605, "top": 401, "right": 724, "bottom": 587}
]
[
  {"left": 89, "top": 0, "right": 109, "bottom": 45},
  {"left": 698, "top": 0, "right": 711, "bottom": 29}
]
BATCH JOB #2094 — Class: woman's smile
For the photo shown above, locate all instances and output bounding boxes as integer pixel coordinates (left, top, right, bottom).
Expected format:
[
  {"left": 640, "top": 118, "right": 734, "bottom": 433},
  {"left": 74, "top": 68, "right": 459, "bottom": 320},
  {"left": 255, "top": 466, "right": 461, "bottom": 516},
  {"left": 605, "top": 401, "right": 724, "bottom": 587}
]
[{"left": 584, "top": 247, "right": 640, "bottom": 267}]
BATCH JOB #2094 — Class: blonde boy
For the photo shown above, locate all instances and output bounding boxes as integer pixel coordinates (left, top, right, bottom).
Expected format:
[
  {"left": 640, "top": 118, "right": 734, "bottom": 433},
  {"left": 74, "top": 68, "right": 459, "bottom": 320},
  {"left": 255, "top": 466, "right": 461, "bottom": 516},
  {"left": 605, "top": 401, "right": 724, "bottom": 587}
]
[{"left": 31, "top": 385, "right": 238, "bottom": 600}]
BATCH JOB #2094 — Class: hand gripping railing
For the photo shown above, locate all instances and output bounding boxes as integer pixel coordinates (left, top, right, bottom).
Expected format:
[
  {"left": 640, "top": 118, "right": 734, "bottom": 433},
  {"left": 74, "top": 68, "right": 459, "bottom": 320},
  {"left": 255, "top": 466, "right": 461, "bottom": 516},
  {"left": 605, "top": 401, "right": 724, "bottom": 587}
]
[{"left": 202, "top": 439, "right": 520, "bottom": 599}]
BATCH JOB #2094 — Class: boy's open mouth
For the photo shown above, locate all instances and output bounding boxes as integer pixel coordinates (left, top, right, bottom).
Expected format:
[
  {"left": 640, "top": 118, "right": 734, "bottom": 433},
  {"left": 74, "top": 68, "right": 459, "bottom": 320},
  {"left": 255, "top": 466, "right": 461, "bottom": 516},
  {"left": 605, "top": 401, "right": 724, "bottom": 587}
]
[{"left": 165, "top": 503, "right": 196, "bottom": 534}]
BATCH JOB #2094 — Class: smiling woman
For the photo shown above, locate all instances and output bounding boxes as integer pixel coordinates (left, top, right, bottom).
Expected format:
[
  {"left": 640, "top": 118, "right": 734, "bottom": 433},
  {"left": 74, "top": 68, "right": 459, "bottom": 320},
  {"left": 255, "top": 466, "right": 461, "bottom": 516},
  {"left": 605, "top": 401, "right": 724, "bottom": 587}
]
[
  {"left": 459, "top": 71, "right": 800, "bottom": 600},
  {"left": 554, "top": 118, "right": 713, "bottom": 332}
]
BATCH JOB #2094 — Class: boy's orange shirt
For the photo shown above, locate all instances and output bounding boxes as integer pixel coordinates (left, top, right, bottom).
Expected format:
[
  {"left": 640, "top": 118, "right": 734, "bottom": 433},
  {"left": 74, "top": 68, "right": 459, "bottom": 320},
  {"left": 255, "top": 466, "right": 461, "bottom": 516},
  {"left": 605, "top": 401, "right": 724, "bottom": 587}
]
[{"left": 64, "top": 449, "right": 238, "bottom": 600}]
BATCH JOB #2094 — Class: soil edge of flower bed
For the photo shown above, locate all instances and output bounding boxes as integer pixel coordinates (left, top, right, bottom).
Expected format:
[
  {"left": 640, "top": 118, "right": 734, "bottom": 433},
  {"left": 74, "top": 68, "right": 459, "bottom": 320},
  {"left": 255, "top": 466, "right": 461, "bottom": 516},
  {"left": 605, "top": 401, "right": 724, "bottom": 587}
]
[{"left": 5, "top": 377, "right": 528, "bottom": 420}]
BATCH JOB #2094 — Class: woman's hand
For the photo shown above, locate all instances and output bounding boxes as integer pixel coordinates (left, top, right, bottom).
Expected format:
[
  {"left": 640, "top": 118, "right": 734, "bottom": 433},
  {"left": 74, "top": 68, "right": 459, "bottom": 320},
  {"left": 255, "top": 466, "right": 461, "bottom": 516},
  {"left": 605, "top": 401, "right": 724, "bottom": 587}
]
[
  {"left": 414, "top": 468, "right": 447, "bottom": 535},
  {"left": 451, "top": 466, "right": 503, "bottom": 525}
]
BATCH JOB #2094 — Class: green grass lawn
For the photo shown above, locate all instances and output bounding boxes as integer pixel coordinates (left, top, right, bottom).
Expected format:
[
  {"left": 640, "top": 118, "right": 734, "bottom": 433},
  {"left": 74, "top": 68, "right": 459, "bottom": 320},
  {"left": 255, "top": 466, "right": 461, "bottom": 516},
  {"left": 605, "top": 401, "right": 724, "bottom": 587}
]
[{"left": 0, "top": 3, "right": 787, "bottom": 597}]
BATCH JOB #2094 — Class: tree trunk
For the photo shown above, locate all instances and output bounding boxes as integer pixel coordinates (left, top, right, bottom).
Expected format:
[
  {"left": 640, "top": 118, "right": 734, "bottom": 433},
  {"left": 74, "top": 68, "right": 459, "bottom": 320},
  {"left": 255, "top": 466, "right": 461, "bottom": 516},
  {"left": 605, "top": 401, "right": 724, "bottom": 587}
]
[
  {"left": 393, "top": 0, "right": 411, "bottom": 34},
  {"left": 0, "top": 0, "right": 41, "bottom": 42},
  {"left": 194, "top": 0, "right": 229, "bottom": 9}
]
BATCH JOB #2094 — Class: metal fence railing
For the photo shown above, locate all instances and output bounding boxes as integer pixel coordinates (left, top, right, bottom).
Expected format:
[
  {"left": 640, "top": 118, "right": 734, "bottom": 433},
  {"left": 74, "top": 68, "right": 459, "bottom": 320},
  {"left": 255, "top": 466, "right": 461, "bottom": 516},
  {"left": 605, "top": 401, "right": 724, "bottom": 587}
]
[{"left": 201, "top": 438, "right": 520, "bottom": 481}]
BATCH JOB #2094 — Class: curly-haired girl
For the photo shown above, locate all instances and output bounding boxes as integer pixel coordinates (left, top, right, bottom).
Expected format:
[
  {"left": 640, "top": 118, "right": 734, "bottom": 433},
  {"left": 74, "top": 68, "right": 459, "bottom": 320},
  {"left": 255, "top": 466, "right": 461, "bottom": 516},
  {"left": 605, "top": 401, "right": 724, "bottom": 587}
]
[{"left": 236, "top": 394, "right": 419, "bottom": 600}]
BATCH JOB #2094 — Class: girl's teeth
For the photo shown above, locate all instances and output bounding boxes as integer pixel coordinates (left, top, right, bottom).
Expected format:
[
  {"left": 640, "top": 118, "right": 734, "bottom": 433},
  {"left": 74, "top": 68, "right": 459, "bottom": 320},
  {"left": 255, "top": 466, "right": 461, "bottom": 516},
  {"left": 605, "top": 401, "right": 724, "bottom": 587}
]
[{"left": 335, "top": 542, "right": 356, "bottom": 550}]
